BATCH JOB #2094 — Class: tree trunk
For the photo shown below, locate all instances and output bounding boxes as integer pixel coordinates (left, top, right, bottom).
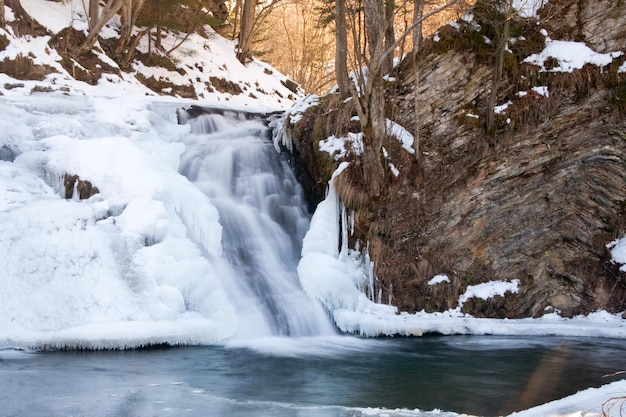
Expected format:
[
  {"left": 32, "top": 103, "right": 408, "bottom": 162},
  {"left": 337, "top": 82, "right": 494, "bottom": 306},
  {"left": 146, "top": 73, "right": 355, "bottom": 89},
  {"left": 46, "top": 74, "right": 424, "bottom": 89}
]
[
  {"left": 88, "top": 0, "right": 99, "bottom": 31},
  {"left": 114, "top": 0, "right": 132, "bottom": 58},
  {"left": 0, "top": 0, "right": 5, "bottom": 27},
  {"left": 382, "top": 0, "right": 395, "bottom": 75},
  {"left": 75, "top": 0, "right": 124, "bottom": 57},
  {"left": 363, "top": 0, "right": 385, "bottom": 64},
  {"left": 231, "top": 0, "right": 241, "bottom": 40},
  {"left": 363, "top": 74, "right": 386, "bottom": 197},
  {"left": 361, "top": 0, "right": 387, "bottom": 197},
  {"left": 155, "top": 24, "right": 162, "bottom": 50},
  {"left": 487, "top": 0, "right": 513, "bottom": 138},
  {"left": 115, "top": 0, "right": 146, "bottom": 61},
  {"left": 121, "top": 28, "right": 148, "bottom": 67},
  {"left": 335, "top": 0, "right": 350, "bottom": 99},
  {"left": 412, "top": 0, "right": 424, "bottom": 160},
  {"left": 237, "top": 0, "right": 256, "bottom": 64}
]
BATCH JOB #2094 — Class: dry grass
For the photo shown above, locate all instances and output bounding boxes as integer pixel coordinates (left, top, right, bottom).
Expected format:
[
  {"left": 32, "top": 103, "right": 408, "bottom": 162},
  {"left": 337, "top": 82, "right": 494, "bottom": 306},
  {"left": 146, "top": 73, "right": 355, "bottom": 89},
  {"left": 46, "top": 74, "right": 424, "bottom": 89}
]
[
  {"left": 335, "top": 163, "right": 371, "bottom": 211},
  {"left": 602, "top": 393, "right": 626, "bottom": 417}
]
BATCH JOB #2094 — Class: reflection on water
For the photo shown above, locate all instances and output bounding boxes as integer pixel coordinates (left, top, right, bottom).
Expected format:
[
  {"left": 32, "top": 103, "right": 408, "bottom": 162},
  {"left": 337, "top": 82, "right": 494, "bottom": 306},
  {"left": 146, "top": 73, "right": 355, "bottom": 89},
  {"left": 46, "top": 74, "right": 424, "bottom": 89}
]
[
  {"left": 0, "top": 336, "right": 624, "bottom": 417},
  {"left": 511, "top": 340, "right": 570, "bottom": 412}
]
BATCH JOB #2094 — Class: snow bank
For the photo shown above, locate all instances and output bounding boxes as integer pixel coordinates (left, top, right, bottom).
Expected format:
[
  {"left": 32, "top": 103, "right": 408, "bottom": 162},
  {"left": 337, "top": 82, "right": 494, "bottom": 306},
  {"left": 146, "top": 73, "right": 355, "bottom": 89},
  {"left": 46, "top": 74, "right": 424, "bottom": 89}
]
[
  {"left": 508, "top": 379, "right": 626, "bottom": 417},
  {"left": 608, "top": 237, "right": 626, "bottom": 272},
  {"left": 524, "top": 40, "right": 623, "bottom": 72},
  {"left": 386, "top": 119, "right": 415, "bottom": 155},
  {"left": 0, "top": 94, "right": 237, "bottom": 350},
  {"left": 457, "top": 279, "right": 519, "bottom": 309},
  {"left": 513, "top": 0, "right": 546, "bottom": 19},
  {"left": 319, "top": 132, "right": 364, "bottom": 160}
]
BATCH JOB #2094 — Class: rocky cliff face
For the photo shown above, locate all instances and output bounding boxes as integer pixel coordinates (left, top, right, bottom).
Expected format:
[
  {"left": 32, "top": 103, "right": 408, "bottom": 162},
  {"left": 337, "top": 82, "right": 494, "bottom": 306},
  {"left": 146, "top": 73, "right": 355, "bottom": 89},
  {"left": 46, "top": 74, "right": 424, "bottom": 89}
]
[
  {"left": 542, "top": 0, "right": 626, "bottom": 53},
  {"left": 288, "top": 0, "right": 626, "bottom": 317}
]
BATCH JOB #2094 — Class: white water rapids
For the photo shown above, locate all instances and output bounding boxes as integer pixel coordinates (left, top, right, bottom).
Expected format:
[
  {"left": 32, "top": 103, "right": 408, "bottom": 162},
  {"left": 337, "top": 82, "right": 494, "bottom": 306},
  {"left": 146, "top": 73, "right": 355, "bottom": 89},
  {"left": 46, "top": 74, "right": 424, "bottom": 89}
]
[{"left": 178, "top": 110, "right": 336, "bottom": 338}]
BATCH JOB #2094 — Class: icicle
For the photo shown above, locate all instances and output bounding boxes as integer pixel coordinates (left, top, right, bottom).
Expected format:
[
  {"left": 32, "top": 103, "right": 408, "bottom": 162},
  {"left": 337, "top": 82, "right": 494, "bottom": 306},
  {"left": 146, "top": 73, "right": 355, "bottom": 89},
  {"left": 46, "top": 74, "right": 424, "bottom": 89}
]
[
  {"left": 340, "top": 205, "right": 349, "bottom": 256},
  {"left": 268, "top": 113, "right": 293, "bottom": 153},
  {"left": 72, "top": 180, "right": 79, "bottom": 201},
  {"left": 349, "top": 210, "right": 355, "bottom": 236},
  {"left": 365, "top": 249, "right": 375, "bottom": 302},
  {"left": 388, "top": 284, "right": 393, "bottom": 305}
]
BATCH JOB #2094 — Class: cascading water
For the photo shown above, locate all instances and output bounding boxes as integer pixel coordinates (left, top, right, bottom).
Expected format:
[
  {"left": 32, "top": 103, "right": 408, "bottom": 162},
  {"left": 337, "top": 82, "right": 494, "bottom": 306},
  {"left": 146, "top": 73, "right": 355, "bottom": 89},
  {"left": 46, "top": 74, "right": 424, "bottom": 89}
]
[{"left": 178, "top": 109, "right": 336, "bottom": 338}]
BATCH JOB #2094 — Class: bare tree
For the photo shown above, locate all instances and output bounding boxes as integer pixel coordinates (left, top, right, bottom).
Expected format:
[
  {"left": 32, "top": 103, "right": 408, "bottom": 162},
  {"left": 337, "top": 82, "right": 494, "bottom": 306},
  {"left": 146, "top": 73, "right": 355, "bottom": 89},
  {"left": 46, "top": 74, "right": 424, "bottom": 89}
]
[
  {"left": 347, "top": 0, "right": 460, "bottom": 196},
  {"left": 335, "top": 0, "right": 351, "bottom": 98},
  {"left": 75, "top": 0, "right": 125, "bottom": 57},
  {"left": 114, "top": 0, "right": 147, "bottom": 63},
  {"left": 412, "top": 0, "right": 425, "bottom": 160},
  {"left": 88, "top": 0, "right": 99, "bottom": 30},
  {"left": 279, "top": 3, "right": 334, "bottom": 92},
  {"left": 237, "top": 0, "right": 257, "bottom": 63},
  {"left": 0, "top": 0, "right": 5, "bottom": 27},
  {"left": 354, "top": 0, "right": 388, "bottom": 196},
  {"left": 486, "top": 0, "right": 514, "bottom": 138},
  {"left": 231, "top": 0, "right": 242, "bottom": 40},
  {"left": 382, "top": 0, "right": 396, "bottom": 75}
]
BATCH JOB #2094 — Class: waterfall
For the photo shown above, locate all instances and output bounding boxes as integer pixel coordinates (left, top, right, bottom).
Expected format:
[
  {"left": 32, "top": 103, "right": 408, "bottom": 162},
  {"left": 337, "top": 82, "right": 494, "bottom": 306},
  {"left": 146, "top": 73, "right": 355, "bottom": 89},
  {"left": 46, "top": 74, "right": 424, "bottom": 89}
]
[{"left": 178, "top": 109, "right": 336, "bottom": 338}]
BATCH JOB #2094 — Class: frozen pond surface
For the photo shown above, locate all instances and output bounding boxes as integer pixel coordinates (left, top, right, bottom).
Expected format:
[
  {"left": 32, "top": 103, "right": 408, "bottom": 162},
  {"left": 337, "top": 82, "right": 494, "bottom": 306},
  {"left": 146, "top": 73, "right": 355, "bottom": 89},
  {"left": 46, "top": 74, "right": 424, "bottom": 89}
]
[{"left": 1, "top": 335, "right": 625, "bottom": 417}]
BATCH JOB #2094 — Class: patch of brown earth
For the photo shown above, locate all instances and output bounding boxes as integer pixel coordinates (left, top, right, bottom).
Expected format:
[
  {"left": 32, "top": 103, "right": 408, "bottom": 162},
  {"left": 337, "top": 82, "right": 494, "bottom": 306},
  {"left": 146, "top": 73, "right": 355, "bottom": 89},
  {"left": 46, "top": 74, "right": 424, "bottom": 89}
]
[
  {"left": 209, "top": 76, "right": 243, "bottom": 95},
  {"left": 47, "top": 28, "right": 122, "bottom": 85}
]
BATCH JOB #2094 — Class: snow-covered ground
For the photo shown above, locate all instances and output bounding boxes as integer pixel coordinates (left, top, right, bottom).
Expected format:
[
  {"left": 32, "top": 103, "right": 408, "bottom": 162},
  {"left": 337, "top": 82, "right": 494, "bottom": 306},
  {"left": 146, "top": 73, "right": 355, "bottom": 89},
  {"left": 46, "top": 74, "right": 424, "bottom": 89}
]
[
  {"left": 0, "top": 0, "right": 624, "bottom": 415},
  {"left": 5, "top": 0, "right": 300, "bottom": 112}
]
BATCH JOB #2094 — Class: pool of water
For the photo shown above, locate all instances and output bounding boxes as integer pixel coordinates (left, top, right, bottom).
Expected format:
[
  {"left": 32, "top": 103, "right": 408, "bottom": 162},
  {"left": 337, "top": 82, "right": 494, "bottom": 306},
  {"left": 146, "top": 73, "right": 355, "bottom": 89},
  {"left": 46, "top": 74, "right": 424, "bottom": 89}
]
[{"left": 1, "top": 335, "right": 624, "bottom": 417}]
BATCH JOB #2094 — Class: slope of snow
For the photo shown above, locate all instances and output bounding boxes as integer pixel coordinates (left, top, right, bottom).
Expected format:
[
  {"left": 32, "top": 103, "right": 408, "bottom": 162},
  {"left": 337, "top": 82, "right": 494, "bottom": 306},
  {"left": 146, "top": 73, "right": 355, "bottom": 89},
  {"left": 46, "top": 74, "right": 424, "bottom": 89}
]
[{"left": 6, "top": 0, "right": 300, "bottom": 112}]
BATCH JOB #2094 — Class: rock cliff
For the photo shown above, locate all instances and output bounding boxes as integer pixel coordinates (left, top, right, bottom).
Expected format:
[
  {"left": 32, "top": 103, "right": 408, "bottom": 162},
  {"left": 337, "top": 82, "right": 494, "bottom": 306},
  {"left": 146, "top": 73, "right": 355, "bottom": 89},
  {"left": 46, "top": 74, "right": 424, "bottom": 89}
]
[{"left": 287, "top": 0, "right": 626, "bottom": 317}]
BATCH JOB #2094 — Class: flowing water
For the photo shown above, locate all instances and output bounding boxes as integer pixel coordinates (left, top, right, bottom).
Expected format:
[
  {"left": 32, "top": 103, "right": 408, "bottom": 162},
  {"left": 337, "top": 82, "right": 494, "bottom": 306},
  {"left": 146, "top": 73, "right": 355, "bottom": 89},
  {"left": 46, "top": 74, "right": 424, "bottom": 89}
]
[
  {"left": 1, "top": 336, "right": 625, "bottom": 416},
  {"left": 177, "top": 110, "right": 335, "bottom": 338}
]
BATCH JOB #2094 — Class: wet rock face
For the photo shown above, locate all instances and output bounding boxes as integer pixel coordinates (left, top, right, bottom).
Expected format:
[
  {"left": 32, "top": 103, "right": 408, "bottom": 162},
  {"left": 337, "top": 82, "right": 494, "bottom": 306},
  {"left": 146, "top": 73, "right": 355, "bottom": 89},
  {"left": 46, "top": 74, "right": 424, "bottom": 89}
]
[{"left": 360, "top": 105, "right": 626, "bottom": 317}]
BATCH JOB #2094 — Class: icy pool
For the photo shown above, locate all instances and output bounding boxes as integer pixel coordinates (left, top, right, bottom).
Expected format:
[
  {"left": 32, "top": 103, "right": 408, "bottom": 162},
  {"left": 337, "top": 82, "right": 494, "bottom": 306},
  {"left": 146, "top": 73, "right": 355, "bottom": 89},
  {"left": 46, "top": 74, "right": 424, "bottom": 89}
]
[{"left": 1, "top": 335, "right": 624, "bottom": 417}]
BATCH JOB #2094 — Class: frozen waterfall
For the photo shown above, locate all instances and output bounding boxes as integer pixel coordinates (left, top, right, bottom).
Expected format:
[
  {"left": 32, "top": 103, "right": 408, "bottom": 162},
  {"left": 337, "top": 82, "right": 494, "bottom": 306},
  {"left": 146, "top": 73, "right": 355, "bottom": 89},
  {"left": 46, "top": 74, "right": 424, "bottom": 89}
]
[{"left": 178, "top": 109, "right": 336, "bottom": 338}]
